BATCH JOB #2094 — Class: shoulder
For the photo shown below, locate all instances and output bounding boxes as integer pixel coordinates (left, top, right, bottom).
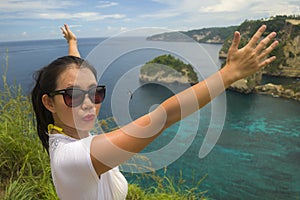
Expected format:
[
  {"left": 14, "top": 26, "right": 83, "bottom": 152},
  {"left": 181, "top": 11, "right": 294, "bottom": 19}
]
[
  {"left": 49, "top": 134, "right": 99, "bottom": 182},
  {"left": 49, "top": 134, "right": 94, "bottom": 152},
  {"left": 49, "top": 134, "right": 96, "bottom": 170}
]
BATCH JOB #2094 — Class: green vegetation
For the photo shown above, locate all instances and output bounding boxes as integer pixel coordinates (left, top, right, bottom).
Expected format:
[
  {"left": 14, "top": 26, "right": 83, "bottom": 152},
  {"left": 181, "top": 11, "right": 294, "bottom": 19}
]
[
  {"left": 148, "top": 15, "right": 300, "bottom": 78},
  {"left": 184, "top": 26, "right": 238, "bottom": 43},
  {"left": 0, "top": 54, "right": 208, "bottom": 199},
  {"left": 0, "top": 53, "right": 58, "bottom": 200},
  {"left": 220, "top": 15, "right": 300, "bottom": 77},
  {"left": 147, "top": 26, "right": 237, "bottom": 44},
  {"left": 125, "top": 169, "right": 209, "bottom": 200},
  {"left": 141, "top": 54, "right": 199, "bottom": 84},
  {"left": 147, "top": 31, "right": 195, "bottom": 42},
  {"left": 283, "top": 82, "right": 300, "bottom": 93}
]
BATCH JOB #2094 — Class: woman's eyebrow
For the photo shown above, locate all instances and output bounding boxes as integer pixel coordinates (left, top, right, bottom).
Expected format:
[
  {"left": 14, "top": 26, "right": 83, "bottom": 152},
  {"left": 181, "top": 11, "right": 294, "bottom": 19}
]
[
  {"left": 63, "top": 82, "right": 98, "bottom": 90},
  {"left": 88, "top": 83, "right": 98, "bottom": 88},
  {"left": 65, "top": 84, "right": 79, "bottom": 89}
]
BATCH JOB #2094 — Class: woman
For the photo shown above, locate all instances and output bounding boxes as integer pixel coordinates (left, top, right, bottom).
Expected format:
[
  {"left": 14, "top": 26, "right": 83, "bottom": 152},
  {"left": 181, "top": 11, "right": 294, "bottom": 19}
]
[{"left": 31, "top": 24, "right": 278, "bottom": 199}]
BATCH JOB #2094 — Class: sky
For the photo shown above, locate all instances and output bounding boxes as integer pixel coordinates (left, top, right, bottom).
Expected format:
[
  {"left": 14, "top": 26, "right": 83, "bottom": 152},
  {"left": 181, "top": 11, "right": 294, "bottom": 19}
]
[{"left": 0, "top": 0, "right": 299, "bottom": 42}]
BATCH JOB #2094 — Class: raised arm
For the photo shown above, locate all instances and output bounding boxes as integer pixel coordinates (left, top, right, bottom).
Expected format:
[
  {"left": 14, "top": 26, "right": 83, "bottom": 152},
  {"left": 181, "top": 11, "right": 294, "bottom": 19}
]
[
  {"left": 61, "top": 24, "right": 81, "bottom": 57},
  {"left": 90, "top": 25, "right": 279, "bottom": 175}
]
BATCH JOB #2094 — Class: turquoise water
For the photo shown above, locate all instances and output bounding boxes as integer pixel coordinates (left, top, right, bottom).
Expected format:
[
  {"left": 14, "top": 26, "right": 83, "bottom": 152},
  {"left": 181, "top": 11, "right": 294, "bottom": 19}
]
[
  {"left": 0, "top": 38, "right": 299, "bottom": 199},
  {"left": 124, "top": 83, "right": 300, "bottom": 199}
]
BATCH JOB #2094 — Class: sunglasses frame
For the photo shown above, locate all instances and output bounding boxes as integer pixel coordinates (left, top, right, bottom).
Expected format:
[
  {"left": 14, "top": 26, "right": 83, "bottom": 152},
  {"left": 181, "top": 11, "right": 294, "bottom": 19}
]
[{"left": 48, "top": 85, "right": 106, "bottom": 107}]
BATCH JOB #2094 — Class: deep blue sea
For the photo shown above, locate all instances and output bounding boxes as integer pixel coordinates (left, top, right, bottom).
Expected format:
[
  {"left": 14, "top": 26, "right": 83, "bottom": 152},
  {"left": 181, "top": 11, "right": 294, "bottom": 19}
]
[{"left": 0, "top": 38, "right": 299, "bottom": 199}]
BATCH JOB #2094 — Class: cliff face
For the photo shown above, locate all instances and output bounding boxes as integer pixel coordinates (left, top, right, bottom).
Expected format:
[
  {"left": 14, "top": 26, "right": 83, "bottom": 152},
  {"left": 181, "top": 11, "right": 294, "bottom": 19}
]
[
  {"left": 254, "top": 83, "right": 300, "bottom": 101},
  {"left": 220, "top": 16, "right": 300, "bottom": 78},
  {"left": 219, "top": 16, "right": 300, "bottom": 100},
  {"left": 229, "top": 71, "right": 263, "bottom": 94},
  {"left": 145, "top": 16, "right": 300, "bottom": 100},
  {"left": 277, "top": 35, "right": 300, "bottom": 77},
  {"left": 139, "top": 66, "right": 191, "bottom": 85}
]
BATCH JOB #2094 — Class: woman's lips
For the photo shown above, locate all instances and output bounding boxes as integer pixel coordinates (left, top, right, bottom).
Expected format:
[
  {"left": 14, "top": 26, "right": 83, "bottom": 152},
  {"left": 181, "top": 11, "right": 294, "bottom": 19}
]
[{"left": 82, "top": 114, "right": 95, "bottom": 121}]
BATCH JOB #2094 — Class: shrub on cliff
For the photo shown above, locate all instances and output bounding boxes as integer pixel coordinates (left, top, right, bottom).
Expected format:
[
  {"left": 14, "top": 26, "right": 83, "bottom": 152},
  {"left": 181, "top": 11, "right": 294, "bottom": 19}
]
[{"left": 140, "top": 54, "right": 199, "bottom": 85}]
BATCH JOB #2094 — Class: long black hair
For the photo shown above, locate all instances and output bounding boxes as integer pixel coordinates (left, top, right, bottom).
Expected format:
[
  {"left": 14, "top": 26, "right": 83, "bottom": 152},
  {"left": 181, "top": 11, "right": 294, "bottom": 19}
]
[{"left": 31, "top": 56, "right": 97, "bottom": 153}]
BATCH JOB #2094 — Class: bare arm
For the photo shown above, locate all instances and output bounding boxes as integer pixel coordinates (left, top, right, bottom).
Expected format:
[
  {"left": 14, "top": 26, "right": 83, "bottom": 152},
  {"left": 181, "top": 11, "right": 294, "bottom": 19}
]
[
  {"left": 90, "top": 25, "right": 279, "bottom": 175},
  {"left": 61, "top": 24, "right": 81, "bottom": 57}
]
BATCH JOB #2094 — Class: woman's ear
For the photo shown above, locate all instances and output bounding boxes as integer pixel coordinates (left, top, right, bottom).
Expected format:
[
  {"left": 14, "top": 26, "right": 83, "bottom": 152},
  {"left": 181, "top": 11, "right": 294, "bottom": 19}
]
[{"left": 42, "top": 94, "right": 56, "bottom": 113}]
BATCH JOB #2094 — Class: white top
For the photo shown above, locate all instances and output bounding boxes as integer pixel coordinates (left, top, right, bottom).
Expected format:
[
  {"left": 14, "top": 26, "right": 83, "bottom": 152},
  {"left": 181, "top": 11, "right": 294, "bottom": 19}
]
[{"left": 49, "top": 134, "right": 128, "bottom": 200}]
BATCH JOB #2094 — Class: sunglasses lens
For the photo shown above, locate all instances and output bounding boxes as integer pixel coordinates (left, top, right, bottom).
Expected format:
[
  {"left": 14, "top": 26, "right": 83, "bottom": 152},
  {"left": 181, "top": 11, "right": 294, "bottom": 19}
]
[
  {"left": 90, "top": 87, "right": 105, "bottom": 104},
  {"left": 59, "top": 86, "right": 105, "bottom": 107},
  {"left": 64, "top": 89, "right": 84, "bottom": 107}
]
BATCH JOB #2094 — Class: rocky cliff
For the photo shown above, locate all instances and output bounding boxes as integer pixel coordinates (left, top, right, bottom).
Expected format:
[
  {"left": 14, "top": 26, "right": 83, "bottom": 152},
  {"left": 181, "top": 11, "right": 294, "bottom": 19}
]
[
  {"left": 254, "top": 83, "right": 300, "bottom": 101},
  {"left": 145, "top": 15, "right": 300, "bottom": 101},
  {"left": 219, "top": 16, "right": 300, "bottom": 100},
  {"left": 139, "top": 54, "right": 199, "bottom": 85},
  {"left": 220, "top": 16, "right": 300, "bottom": 77},
  {"left": 147, "top": 26, "right": 237, "bottom": 44}
]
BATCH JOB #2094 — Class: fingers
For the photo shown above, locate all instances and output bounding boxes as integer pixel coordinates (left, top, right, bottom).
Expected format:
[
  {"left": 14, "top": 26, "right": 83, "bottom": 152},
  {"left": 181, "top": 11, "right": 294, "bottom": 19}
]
[
  {"left": 258, "top": 40, "right": 279, "bottom": 61},
  {"left": 246, "top": 25, "right": 278, "bottom": 68},
  {"left": 229, "top": 31, "right": 241, "bottom": 52},
  {"left": 60, "top": 25, "right": 67, "bottom": 37},
  {"left": 248, "top": 25, "right": 267, "bottom": 48},
  {"left": 64, "top": 24, "right": 70, "bottom": 33},
  {"left": 259, "top": 56, "right": 276, "bottom": 68},
  {"left": 61, "top": 24, "right": 69, "bottom": 34},
  {"left": 255, "top": 32, "right": 277, "bottom": 54},
  {"left": 60, "top": 24, "right": 72, "bottom": 40}
]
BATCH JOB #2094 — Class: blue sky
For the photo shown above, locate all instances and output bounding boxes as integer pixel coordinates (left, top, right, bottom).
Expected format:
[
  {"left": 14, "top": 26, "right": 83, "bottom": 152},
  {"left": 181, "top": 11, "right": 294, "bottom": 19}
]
[{"left": 0, "top": 0, "right": 299, "bottom": 41}]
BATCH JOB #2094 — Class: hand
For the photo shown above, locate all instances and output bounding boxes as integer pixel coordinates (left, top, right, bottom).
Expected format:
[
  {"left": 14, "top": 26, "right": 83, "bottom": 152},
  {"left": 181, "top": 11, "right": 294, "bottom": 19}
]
[
  {"left": 60, "top": 24, "right": 77, "bottom": 43},
  {"left": 224, "top": 25, "right": 279, "bottom": 82}
]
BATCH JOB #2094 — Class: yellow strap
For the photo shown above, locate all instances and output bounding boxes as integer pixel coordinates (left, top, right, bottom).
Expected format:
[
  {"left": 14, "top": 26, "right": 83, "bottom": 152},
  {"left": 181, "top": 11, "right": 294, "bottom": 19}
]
[{"left": 48, "top": 124, "right": 66, "bottom": 135}]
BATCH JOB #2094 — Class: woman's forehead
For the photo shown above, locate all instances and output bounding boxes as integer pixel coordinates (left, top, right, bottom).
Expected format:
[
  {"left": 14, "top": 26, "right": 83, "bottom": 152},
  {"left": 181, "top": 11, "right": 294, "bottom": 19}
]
[{"left": 57, "top": 67, "right": 97, "bottom": 88}]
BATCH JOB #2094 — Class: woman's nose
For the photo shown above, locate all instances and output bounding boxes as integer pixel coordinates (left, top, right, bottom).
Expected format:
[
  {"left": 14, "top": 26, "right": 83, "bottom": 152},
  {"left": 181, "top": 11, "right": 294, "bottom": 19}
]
[{"left": 81, "top": 94, "right": 94, "bottom": 109}]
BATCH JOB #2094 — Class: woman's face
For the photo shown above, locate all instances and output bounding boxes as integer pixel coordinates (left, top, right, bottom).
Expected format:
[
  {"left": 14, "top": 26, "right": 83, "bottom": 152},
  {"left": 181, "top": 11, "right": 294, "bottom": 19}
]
[{"left": 51, "top": 66, "right": 101, "bottom": 132}]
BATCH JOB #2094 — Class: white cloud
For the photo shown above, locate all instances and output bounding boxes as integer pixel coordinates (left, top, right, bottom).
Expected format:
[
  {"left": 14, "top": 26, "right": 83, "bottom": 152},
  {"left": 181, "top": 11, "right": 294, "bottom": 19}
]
[
  {"left": 68, "top": 24, "right": 83, "bottom": 28},
  {"left": 141, "top": 12, "right": 179, "bottom": 19},
  {"left": 107, "top": 26, "right": 128, "bottom": 33},
  {"left": 250, "top": 2, "right": 300, "bottom": 16},
  {"left": 140, "top": 0, "right": 300, "bottom": 29},
  {"left": 96, "top": 1, "right": 118, "bottom": 8},
  {"left": 199, "top": 0, "right": 300, "bottom": 15},
  {"left": 148, "top": 0, "right": 300, "bottom": 17},
  {"left": 200, "top": 0, "right": 250, "bottom": 13},
  {"left": 0, "top": 0, "right": 125, "bottom": 21},
  {"left": 38, "top": 13, "right": 69, "bottom": 20},
  {"left": 120, "top": 27, "right": 127, "bottom": 32},
  {"left": 6, "top": 11, "right": 126, "bottom": 21},
  {"left": 1, "top": 0, "right": 300, "bottom": 41},
  {"left": 0, "top": 0, "right": 75, "bottom": 12}
]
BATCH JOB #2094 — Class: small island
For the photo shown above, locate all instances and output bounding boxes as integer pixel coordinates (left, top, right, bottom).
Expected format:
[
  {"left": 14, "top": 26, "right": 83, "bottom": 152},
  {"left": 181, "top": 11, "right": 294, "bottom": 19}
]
[{"left": 139, "top": 54, "right": 199, "bottom": 85}]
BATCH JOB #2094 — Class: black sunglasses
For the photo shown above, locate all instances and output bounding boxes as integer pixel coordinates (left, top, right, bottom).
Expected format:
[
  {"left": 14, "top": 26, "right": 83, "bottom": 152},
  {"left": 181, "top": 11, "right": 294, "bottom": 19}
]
[{"left": 48, "top": 85, "right": 106, "bottom": 107}]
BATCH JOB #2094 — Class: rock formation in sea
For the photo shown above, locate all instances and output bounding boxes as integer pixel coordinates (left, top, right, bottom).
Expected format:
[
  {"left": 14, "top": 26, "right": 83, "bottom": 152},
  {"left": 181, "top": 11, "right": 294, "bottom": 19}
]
[{"left": 139, "top": 54, "right": 199, "bottom": 86}]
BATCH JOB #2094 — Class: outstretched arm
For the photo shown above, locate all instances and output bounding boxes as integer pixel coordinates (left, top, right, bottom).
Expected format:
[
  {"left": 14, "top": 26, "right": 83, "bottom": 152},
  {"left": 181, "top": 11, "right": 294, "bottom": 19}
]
[
  {"left": 91, "top": 25, "right": 279, "bottom": 175},
  {"left": 61, "top": 24, "right": 81, "bottom": 57}
]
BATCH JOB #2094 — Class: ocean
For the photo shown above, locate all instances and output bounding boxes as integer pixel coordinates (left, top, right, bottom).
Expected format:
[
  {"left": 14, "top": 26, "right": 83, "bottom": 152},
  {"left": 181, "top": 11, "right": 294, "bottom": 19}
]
[{"left": 0, "top": 37, "right": 299, "bottom": 199}]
